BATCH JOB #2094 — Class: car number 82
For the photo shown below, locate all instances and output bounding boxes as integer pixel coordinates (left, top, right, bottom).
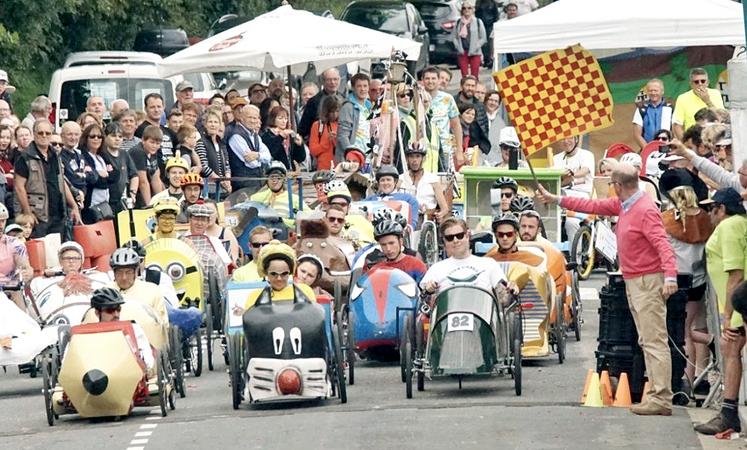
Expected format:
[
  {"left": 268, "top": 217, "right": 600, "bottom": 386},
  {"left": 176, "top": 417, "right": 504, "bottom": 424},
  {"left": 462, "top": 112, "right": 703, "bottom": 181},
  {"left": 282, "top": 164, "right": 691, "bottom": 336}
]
[{"left": 447, "top": 313, "right": 474, "bottom": 332}]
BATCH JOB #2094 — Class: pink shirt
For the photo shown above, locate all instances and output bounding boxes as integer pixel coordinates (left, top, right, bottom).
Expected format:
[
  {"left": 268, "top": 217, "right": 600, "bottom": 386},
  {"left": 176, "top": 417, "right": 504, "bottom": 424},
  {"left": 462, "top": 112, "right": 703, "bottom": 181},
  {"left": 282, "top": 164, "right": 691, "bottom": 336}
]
[
  {"left": 0, "top": 235, "right": 26, "bottom": 282},
  {"left": 560, "top": 193, "right": 677, "bottom": 280}
]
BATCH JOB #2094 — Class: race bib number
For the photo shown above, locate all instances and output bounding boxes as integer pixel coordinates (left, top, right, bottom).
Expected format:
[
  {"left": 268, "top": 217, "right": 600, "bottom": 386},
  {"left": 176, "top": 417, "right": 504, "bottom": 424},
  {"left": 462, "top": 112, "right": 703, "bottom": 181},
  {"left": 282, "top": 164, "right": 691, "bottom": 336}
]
[{"left": 447, "top": 313, "right": 474, "bottom": 332}]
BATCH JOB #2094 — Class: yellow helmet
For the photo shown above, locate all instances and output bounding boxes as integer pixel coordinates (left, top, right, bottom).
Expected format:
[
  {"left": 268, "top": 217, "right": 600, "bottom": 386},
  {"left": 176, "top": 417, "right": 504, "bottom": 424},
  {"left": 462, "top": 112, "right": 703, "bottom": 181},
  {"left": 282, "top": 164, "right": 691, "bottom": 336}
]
[
  {"left": 180, "top": 172, "right": 203, "bottom": 187},
  {"left": 256, "top": 240, "right": 296, "bottom": 278},
  {"left": 153, "top": 197, "right": 180, "bottom": 215},
  {"left": 165, "top": 151, "right": 190, "bottom": 173}
]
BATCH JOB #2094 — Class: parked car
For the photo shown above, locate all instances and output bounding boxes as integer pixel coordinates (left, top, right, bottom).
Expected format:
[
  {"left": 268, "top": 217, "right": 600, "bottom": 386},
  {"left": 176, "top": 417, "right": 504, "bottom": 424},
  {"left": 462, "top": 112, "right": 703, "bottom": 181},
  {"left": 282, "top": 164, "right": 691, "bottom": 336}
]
[
  {"left": 340, "top": 0, "right": 430, "bottom": 76},
  {"left": 409, "top": 0, "right": 460, "bottom": 64},
  {"left": 49, "top": 52, "right": 219, "bottom": 129},
  {"left": 134, "top": 27, "right": 189, "bottom": 57}
]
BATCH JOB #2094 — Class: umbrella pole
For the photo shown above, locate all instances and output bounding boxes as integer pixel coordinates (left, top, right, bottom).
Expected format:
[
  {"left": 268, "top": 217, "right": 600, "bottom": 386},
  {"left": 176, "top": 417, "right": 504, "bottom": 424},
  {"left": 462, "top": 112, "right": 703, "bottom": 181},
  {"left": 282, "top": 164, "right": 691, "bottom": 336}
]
[{"left": 287, "top": 65, "right": 296, "bottom": 131}]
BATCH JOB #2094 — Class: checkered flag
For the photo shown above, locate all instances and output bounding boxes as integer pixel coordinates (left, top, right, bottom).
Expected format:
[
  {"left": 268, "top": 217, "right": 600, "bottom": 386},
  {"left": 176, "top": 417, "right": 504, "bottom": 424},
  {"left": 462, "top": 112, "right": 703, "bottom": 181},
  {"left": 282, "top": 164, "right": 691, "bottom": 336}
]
[{"left": 493, "top": 44, "right": 614, "bottom": 157}]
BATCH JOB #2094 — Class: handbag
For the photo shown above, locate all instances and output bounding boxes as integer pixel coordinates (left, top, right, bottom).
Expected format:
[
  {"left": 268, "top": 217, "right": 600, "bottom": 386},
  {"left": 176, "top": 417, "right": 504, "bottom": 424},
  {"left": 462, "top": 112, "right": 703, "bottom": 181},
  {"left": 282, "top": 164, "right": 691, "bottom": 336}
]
[{"left": 87, "top": 201, "right": 114, "bottom": 222}]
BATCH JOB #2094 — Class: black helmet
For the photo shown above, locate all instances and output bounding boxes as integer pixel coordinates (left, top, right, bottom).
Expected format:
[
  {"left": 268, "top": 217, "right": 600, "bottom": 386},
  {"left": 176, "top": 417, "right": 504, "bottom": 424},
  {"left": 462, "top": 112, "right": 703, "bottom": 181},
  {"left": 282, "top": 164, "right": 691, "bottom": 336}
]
[
  {"left": 492, "top": 176, "right": 518, "bottom": 192},
  {"left": 404, "top": 144, "right": 427, "bottom": 156},
  {"left": 265, "top": 161, "right": 287, "bottom": 177},
  {"left": 312, "top": 170, "right": 334, "bottom": 184},
  {"left": 110, "top": 247, "right": 140, "bottom": 269},
  {"left": 90, "top": 287, "right": 125, "bottom": 310},
  {"left": 492, "top": 212, "right": 520, "bottom": 231},
  {"left": 510, "top": 195, "right": 535, "bottom": 213},
  {"left": 374, "top": 220, "right": 404, "bottom": 240},
  {"left": 375, "top": 165, "right": 400, "bottom": 181},
  {"left": 125, "top": 239, "right": 146, "bottom": 259}
]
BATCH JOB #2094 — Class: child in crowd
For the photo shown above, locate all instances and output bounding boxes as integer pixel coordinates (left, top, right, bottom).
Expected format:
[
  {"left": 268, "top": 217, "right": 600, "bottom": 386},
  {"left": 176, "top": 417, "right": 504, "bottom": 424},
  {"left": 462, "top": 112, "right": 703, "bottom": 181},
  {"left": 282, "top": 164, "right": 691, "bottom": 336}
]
[{"left": 13, "top": 213, "right": 34, "bottom": 242}]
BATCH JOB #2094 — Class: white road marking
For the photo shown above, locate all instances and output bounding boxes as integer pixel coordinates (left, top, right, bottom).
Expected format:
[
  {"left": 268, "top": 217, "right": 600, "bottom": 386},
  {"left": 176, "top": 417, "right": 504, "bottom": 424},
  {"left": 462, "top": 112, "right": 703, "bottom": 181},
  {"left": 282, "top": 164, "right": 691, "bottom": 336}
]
[
  {"left": 134, "top": 431, "right": 153, "bottom": 437},
  {"left": 126, "top": 447, "right": 144, "bottom": 450},
  {"left": 140, "top": 423, "right": 158, "bottom": 429},
  {"left": 130, "top": 439, "right": 149, "bottom": 445},
  {"left": 145, "top": 416, "right": 162, "bottom": 421}
]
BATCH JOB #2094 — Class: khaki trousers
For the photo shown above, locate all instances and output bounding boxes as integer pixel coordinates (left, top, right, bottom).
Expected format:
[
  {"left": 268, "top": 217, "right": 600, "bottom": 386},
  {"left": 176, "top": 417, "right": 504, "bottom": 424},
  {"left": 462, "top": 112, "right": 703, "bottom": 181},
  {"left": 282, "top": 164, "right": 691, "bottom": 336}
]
[{"left": 624, "top": 273, "right": 673, "bottom": 407}]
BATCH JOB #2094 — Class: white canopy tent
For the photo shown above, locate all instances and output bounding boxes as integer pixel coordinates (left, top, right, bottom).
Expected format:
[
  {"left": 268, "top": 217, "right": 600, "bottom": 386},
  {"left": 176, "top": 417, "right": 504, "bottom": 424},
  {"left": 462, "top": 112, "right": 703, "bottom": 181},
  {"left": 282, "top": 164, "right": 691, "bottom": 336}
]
[
  {"left": 492, "top": 0, "right": 745, "bottom": 53},
  {"left": 158, "top": 5, "right": 422, "bottom": 78}
]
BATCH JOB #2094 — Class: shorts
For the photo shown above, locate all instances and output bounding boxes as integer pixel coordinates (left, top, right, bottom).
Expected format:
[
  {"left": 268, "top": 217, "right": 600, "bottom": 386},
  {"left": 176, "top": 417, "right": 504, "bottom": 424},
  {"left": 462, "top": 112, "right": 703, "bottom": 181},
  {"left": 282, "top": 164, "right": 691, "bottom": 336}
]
[{"left": 687, "top": 283, "right": 707, "bottom": 302}]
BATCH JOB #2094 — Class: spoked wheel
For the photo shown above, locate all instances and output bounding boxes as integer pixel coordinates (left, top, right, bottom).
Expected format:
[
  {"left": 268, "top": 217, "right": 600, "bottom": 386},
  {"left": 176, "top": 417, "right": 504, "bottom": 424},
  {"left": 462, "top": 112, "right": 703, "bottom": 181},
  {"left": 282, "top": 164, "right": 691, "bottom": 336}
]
[
  {"left": 41, "top": 349, "right": 58, "bottom": 426},
  {"left": 205, "top": 303, "right": 214, "bottom": 371},
  {"left": 512, "top": 315, "right": 522, "bottom": 396},
  {"left": 345, "top": 309, "right": 355, "bottom": 386},
  {"left": 332, "top": 325, "right": 347, "bottom": 404},
  {"left": 399, "top": 316, "right": 410, "bottom": 383},
  {"left": 186, "top": 328, "right": 203, "bottom": 377},
  {"left": 570, "top": 224, "right": 594, "bottom": 280},
  {"left": 169, "top": 327, "right": 186, "bottom": 398},
  {"left": 404, "top": 331, "right": 413, "bottom": 399},
  {"left": 419, "top": 221, "right": 439, "bottom": 267},
  {"left": 554, "top": 296, "right": 566, "bottom": 364},
  {"left": 415, "top": 318, "right": 425, "bottom": 392},
  {"left": 229, "top": 333, "right": 243, "bottom": 410},
  {"left": 571, "top": 271, "right": 582, "bottom": 342}
]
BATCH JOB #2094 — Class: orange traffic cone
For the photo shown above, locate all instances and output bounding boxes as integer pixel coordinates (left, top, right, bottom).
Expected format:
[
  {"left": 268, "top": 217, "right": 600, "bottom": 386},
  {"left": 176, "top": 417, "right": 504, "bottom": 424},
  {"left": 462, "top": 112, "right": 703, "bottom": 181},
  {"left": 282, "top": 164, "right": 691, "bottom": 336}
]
[
  {"left": 613, "top": 373, "right": 632, "bottom": 407},
  {"left": 580, "top": 369, "right": 594, "bottom": 404},
  {"left": 600, "top": 371, "right": 613, "bottom": 406},
  {"left": 640, "top": 380, "right": 650, "bottom": 404},
  {"left": 583, "top": 372, "right": 604, "bottom": 407}
]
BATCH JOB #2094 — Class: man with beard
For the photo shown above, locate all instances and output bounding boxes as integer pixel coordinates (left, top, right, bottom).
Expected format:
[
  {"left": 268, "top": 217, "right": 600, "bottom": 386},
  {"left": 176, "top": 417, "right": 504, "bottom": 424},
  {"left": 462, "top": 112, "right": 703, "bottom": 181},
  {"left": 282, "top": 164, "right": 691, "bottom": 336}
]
[{"left": 176, "top": 172, "right": 203, "bottom": 224}]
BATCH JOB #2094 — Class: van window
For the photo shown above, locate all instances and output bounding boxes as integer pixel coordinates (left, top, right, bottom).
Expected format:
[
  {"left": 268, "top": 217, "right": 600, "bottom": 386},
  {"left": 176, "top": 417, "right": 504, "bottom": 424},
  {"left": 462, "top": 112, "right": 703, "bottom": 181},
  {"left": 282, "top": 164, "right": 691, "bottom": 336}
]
[
  {"left": 58, "top": 78, "right": 174, "bottom": 121},
  {"left": 183, "top": 73, "right": 204, "bottom": 92}
]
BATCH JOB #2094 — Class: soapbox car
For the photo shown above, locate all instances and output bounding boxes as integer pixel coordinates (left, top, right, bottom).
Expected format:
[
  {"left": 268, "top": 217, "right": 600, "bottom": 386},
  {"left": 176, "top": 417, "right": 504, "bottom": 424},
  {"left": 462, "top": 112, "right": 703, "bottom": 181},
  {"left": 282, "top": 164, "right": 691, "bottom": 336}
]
[
  {"left": 400, "top": 285, "right": 522, "bottom": 398},
  {"left": 225, "top": 283, "right": 346, "bottom": 408}
]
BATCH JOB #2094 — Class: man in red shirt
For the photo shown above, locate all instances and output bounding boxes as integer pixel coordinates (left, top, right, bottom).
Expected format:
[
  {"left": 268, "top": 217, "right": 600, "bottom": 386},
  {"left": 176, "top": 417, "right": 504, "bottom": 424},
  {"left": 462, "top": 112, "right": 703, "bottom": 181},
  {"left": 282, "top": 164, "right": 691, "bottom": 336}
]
[
  {"left": 366, "top": 220, "right": 426, "bottom": 284},
  {"left": 538, "top": 163, "right": 677, "bottom": 416}
]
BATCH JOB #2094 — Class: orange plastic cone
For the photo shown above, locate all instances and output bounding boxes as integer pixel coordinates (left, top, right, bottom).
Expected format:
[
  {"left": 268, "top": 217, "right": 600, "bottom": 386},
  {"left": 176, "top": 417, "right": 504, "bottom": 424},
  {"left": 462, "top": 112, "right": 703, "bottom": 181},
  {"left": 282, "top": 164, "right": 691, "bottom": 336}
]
[
  {"left": 613, "top": 373, "right": 632, "bottom": 407},
  {"left": 580, "top": 369, "right": 594, "bottom": 404},
  {"left": 583, "top": 372, "right": 604, "bottom": 407},
  {"left": 600, "top": 370, "right": 613, "bottom": 405},
  {"left": 640, "top": 380, "right": 650, "bottom": 404}
]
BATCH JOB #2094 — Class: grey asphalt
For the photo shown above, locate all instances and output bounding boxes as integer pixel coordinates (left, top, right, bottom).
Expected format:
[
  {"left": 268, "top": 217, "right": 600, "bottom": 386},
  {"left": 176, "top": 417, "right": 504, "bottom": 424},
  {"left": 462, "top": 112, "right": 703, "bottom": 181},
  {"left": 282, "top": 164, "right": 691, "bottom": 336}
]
[{"left": 0, "top": 272, "right": 707, "bottom": 450}]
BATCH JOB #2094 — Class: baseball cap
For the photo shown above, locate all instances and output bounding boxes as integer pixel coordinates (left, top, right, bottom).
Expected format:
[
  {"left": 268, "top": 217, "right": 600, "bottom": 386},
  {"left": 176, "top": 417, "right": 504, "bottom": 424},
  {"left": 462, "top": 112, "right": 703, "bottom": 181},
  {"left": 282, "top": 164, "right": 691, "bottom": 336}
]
[
  {"left": 175, "top": 80, "right": 194, "bottom": 92},
  {"left": 0, "top": 70, "right": 7, "bottom": 82},
  {"left": 4, "top": 223, "right": 23, "bottom": 234},
  {"left": 699, "top": 187, "right": 746, "bottom": 212},
  {"left": 716, "top": 129, "right": 732, "bottom": 146},
  {"left": 499, "top": 127, "right": 520, "bottom": 148}
]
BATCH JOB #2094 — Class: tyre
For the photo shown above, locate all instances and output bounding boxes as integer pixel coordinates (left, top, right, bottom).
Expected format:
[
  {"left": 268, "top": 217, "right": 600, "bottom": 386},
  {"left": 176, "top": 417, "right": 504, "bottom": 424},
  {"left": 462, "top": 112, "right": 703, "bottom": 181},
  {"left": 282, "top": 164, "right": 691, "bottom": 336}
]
[
  {"left": 170, "top": 327, "right": 185, "bottom": 398},
  {"left": 332, "top": 326, "right": 347, "bottom": 404},
  {"left": 571, "top": 271, "right": 582, "bottom": 342},
  {"left": 555, "top": 296, "right": 566, "bottom": 364},
  {"left": 404, "top": 332, "right": 413, "bottom": 399},
  {"left": 512, "top": 316, "right": 522, "bottom": 396},
  {"left": 205, "top": 303, "right": 214, "bottom": 371},
  {"left": 158, "top": 353, "right": 169, "bottom": 417},
  {"left": 42, "top": 351, "right": 56, "bottom": 426},
  {"left": 418, "top": 221, "right": 439, "bottom": 267},
  {"left": 190, "top": 329, "right": 203, "bottom": 377},
  {"left": 346, "top": 309, "right": 355, "bottom": 386},
  {"left": 229, "top": 333, "right": 243, "bottom": 410},
  {"left": 570, "top": 224, "right": 594, "bottom": 280}
]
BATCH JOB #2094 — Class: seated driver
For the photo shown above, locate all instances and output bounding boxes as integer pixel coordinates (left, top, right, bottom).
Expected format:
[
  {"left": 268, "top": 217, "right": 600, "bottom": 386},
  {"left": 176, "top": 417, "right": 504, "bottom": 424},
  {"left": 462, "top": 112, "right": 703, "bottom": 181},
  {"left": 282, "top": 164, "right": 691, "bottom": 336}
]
[
  {"left": 87, "top": 287, "right": 155, "bottom": 372},
  {"left": 108, "top": 248, "right": 169, "bottom": 326},
  {"left": 239, "top": 241, "right": 316, "bottom": 312},
  {"left": 484, "top": 213, "right": 545, "bottom": 266},
  {"left": 250, "top": 161, "right": 308, "bottom": 225},
  {"left": 365, "top": 165, "right": 420, "bottom": 229},
  {"left": 421, "top": 217, "right": 518, "bottom": 304},
  {"left": 364, "top": 220, "right": 427, "bottom": 284},
  {"left": 232, "top": 226, "right": 273, "bottom": 282}
]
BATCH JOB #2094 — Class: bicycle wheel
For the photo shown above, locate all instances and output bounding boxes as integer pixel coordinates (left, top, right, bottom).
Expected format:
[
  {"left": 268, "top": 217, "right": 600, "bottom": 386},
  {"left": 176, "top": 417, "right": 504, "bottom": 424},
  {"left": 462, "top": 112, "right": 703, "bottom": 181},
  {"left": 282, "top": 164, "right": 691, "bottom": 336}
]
[{"left": 570, "top": 225, "right": 594, "bottom": 280}]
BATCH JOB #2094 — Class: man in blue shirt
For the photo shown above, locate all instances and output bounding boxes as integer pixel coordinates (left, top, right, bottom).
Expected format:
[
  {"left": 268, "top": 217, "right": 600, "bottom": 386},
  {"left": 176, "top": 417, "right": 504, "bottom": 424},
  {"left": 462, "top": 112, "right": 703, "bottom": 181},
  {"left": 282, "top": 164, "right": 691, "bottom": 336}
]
[{"left": 632, "top": 78, "right": 673, "bottom": 149}]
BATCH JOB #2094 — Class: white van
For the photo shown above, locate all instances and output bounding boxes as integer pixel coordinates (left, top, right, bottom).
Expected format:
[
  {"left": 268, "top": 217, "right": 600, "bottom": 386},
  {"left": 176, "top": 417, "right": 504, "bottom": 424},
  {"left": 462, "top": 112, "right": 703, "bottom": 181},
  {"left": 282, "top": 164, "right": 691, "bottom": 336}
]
[{"left": 48, "top": 51, "right": 218, "bottom": 130}]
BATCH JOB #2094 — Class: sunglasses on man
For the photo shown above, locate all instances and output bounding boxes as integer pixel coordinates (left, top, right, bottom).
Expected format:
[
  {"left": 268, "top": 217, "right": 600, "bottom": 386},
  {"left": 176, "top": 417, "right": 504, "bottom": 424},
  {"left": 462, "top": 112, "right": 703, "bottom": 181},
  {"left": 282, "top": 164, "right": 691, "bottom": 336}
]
[{"left": 443, "top": 231, "right": 466, "bottom": 242}]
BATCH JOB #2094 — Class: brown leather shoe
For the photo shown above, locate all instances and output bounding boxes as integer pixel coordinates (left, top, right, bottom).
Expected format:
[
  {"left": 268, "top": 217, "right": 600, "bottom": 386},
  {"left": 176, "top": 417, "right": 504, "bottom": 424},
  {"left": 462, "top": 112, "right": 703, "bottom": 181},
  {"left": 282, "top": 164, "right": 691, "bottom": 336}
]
[{"left": 630, "top": 402, "right": 672, "bottom": 416}]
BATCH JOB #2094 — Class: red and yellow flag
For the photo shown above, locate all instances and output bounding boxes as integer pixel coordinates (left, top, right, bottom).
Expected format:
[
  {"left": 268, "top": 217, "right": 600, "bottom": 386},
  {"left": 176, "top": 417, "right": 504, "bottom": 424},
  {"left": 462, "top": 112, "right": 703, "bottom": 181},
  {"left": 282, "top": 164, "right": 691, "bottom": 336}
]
[{"left": 493, "top": 44, "right": 614, "bottom": 157}]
